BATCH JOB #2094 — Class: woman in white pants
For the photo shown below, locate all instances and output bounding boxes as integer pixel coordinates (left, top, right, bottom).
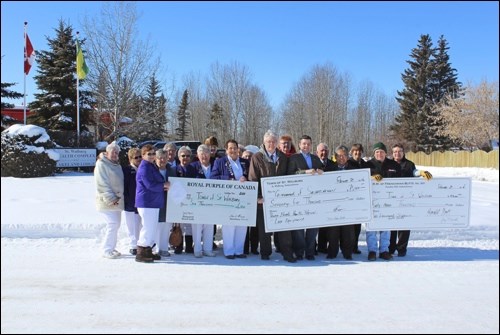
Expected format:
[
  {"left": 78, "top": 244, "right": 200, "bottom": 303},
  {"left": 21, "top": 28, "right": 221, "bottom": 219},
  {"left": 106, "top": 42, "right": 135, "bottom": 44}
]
[
  {"left": 122, "top": 148, "right": 142, "bottom": 255},
  {"left": 94, "top": 142, "right": 124, "bottom": 259},
  {"left": 154, "top": 149, "right": 172, "bottom": 257},
  {"left": 135, "top": 144, "right": 170, "bottom": 263},
  {"left": 210, "top": 140, "right": 250, "bottom": 259},
  {"left": 189, "top": 145, "right": 216, "bottom": 257}
]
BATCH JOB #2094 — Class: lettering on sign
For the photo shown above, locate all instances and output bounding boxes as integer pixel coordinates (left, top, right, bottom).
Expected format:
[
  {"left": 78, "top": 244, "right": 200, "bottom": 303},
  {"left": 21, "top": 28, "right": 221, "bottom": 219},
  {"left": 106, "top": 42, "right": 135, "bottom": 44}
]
[
  {"left": 368, "top": 177, "right": 471, "bottom": 230},
  {"left": 261, "top": 169, "right": 372, "bottom": 232},
  {"left": 166, "top": 177, "right": 258, "bottom": 226}
]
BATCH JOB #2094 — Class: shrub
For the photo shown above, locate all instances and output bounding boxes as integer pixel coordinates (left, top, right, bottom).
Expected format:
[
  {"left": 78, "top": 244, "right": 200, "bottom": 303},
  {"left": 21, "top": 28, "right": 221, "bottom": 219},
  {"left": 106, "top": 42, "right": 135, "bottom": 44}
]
[{"left": 1, "top": 125, "right": 58, "bottom": 178}]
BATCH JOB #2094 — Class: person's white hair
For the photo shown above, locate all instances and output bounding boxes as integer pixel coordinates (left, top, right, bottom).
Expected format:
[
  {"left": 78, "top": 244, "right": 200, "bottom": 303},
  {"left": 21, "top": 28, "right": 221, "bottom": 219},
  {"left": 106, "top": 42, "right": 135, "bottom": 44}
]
[
  {"left": 178, "top": 146, "right": 191, "bottom": 156},
  {"left": 263, "top": 130, "right": 278, "bottom": 143},
  {"left": 106, "top": 141, "right": 120, "bottom": 153},
  {"left": 197, "top": 144, "right": 210, "bottom": 154}
]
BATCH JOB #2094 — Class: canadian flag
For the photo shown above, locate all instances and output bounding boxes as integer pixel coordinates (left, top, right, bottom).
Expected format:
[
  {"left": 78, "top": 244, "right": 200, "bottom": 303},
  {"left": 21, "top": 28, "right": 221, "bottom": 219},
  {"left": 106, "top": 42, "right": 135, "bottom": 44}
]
[{"left": 24, "top": 33, "right": 36, "bottom": 75}]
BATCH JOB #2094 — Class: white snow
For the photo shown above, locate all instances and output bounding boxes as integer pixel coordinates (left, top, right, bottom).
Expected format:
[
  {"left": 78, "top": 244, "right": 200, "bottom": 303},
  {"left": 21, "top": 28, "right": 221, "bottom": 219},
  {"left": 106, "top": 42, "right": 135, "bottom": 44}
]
[{"left": 1, "top": 166, "right": 498, "bottom": 333}]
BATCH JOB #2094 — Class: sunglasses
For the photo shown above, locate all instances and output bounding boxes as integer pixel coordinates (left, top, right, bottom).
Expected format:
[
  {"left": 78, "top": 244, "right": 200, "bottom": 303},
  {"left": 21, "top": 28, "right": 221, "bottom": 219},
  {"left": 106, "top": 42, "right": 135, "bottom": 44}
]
[
  {"left": 180, "top": 154, "right": 191, "bottom": 158},
  {"left": 147, "top": 152, "right": 156, "bottom": 156},
  {"left": 134, "top": 156, "right": 141, "bottom": 159}
]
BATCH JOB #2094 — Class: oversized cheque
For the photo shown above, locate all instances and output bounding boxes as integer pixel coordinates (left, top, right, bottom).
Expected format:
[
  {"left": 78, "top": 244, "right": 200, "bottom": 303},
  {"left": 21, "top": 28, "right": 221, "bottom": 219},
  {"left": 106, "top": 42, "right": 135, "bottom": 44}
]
[
  {"left": 261, "top": 169, "right": 372, "bottom": 232},
  {"left": 368, "top": 177, "right": 471, "bottom": 230},
  {"left": 166, "top": 177, "right": 258, "bottom": 226}
]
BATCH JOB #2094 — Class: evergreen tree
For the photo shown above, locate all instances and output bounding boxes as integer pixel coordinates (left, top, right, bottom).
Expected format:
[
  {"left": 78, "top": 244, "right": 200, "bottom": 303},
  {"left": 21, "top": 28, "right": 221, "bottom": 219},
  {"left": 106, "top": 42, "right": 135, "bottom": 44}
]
[
  {"left": 175, "top": 89, "right": 191, "bottom": 140},
  {"left": 208, "top": 102, "right": 223, "bottom": 138},
  {"left": 28, "top": 19, "right": 93, "bottom": 132},
  {"left": 392, "top": 34, "right": 462, "bottom": 152},
  {"left": 392, "top": 34, "right": 435, "bottom": 152},
  {"left": 429, "top": 35, "right": 462, "bottom": 149},
  {"left": 127, "top": 74, "right": 167, "bottom": 141},
  {"left": 1, "top": 83, "right": 23, "bottom": 109}
]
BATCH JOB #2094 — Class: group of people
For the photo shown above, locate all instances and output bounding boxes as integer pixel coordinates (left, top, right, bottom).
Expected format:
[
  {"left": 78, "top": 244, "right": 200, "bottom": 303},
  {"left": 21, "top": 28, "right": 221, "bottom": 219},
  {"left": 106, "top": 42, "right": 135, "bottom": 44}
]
[{"left": 94, "top": 132, "right": 432, "bottom": 263}]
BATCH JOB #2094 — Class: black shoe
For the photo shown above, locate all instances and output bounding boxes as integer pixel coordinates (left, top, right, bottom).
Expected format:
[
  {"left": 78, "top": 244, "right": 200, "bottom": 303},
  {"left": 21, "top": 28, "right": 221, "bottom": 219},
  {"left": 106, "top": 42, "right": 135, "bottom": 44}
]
[
  {"left": 283, "top": 256, "right": 297, "bottom": 263},
  {"left": 368, "top": 251, "right": 377, "bottom": 261},
  {"left": 244, "top": 250, "right": 250, "bottom": 255},
  {"left": 152, "top": 253, "right": 161, "bottom": 260},
  {"left": 130, "top": 248, "right": 137, "bottom": 255},
  {"left": 261, "top": 255, "right": 270, "bottom": 260},
  {"left": 295, "top": 255, "right": 303, "bottom": 261},
  {"left": 212, "top": 242, "right": 218, "bottom": 250},
  {"left": 398, "top": 250, "right": 407, "bottom": 257},
  {"left": 317, "top": 247, "right": 328, "bottom": 254},
  {"left": 305, "top": 255, "right": 315, "bottom": 261},
  {"left": 379, "top": 252, "right": 393, "bottom": 260},
  {"left": 235, "top": 254, "right": 247, "bottom": 259},
  {"left": 225, "top": 255, "right": 235, "bottom": 259},
  {"left": 343, "top": 255, "right": 353, "bottom": 260},
  {"left": 326, "top": 254, "right": 336, "bottom": 259},
  {"left": 251, "top": 250, "right": 259, "bottom": 255},
  {"left": 353, "top": 249, "right": 362, "bottom": 254}
]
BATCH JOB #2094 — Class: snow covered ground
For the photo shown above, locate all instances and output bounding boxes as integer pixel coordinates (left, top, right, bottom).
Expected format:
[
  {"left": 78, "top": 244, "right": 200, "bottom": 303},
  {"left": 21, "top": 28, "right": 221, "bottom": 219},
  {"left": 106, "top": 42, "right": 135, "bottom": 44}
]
[{"left": 1, "top": 166, "right": 498, "bottom": 334}]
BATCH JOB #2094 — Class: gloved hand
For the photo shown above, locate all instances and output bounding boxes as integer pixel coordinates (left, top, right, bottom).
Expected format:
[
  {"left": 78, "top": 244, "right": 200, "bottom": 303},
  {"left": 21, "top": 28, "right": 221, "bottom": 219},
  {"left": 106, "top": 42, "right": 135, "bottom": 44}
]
[
  {"left": 419, "top": 170, "right": 433, "bottom": 181},
  {"left": 371, "top": 174, "right": 383, "bottom": 182}
]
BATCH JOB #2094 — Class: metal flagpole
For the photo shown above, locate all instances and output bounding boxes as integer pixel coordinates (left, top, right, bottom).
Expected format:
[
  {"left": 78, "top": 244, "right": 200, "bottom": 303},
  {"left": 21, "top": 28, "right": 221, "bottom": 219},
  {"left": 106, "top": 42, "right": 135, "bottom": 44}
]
[
  {"left": 23, "top": 22, "right": 27, "bottom": 125},
  {"left": 76, "top": 32, "right": 80, "bottom": 144}
]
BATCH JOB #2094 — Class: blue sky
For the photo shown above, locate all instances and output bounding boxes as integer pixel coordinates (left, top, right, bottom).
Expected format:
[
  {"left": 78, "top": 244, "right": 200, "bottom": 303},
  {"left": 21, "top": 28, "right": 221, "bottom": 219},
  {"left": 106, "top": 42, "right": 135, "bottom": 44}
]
[{"left": 1, "top": 1, "right": 498, "bottom": 110}]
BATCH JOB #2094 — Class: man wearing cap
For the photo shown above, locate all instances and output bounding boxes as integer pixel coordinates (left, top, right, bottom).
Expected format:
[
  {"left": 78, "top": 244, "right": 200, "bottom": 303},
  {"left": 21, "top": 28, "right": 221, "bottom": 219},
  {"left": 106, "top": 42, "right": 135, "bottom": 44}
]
[{"left": 367, "top": 142, "right": 401, "bottom": 261}]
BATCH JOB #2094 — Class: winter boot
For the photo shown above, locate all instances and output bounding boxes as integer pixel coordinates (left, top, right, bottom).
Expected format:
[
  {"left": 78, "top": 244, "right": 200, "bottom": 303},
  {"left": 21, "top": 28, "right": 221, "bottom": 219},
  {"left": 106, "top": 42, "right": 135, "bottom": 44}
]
[
  {"left": 135, "top": 246, "right": 153, "bottom": 263},
  {"left": 174, "top": 237, "right": 184, "bottom": 254},
  {"left": 185, "top": 235, "right": 194, "bottom": 253}
]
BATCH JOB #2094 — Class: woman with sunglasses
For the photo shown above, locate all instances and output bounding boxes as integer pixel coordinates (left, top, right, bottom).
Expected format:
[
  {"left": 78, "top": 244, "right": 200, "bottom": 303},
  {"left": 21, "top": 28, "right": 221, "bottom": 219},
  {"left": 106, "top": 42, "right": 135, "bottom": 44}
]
[
  {"left": 122, "top": 147, "right": 143, "bottom": 256},
  {"left": 173, "top": 146, "right": 197, "bottom": 254},
  {"left": 135, "top": 144, "right": 170, "bottom": 263}
]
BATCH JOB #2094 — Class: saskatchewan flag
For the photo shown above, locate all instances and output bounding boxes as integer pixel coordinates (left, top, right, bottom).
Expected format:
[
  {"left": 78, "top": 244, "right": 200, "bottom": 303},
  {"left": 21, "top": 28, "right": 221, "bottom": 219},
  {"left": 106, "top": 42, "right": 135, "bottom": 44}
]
[{"left": 76, "top": 40, "right": 89, "bottom": 80}]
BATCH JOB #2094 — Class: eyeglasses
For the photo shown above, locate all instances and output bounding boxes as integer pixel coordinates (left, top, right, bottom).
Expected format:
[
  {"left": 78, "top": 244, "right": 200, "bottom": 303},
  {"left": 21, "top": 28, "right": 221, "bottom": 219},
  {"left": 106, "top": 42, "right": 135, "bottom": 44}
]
[
  {"left": 134, "top": 156, "right": 141, "bottom": 159},
  {"left": 147, "top": 152, "right": 156, "bottom": 156},
  {"left": 180, "top": 155, "right": 191, "bottom": 158}
]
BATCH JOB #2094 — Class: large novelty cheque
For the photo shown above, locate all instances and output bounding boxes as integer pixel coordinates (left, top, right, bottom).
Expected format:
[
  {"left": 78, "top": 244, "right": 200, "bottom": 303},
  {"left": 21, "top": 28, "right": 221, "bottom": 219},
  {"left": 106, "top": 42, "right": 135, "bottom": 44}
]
[
  {"left": 261, "top": 169, "right": 372, "bottom": 232},
  {"left": 368, "top": 177, "right": 471, "bottom": 231},
  {"left": 166, "top": 177, "right": 258, "bottom": 226}
]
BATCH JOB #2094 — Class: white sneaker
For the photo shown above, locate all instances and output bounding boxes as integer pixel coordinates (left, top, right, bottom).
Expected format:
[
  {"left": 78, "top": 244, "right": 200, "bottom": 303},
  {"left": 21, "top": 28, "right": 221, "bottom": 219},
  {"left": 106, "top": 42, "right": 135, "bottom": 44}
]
[
  {"left": 194, "top": 252, "right": 203, "bottom": 258},
  {"left": 103, "top": 251, "right": 118, "bottom": 259},
  {"left": 112, "top": 250, "right": 121, "bottom": 257},
  {"left": 160, "top": 250, "right": 171, "bottom": 257},
  {"left": 203, "top": 251, "right": 216, "bottom": 257}
]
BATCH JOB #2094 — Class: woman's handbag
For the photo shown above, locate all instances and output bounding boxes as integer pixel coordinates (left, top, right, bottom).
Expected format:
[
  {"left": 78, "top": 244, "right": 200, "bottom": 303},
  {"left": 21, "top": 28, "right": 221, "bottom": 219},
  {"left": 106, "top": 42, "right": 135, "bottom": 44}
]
[{"left": 169, "top": 223, "right": 183, "bottom": 247}]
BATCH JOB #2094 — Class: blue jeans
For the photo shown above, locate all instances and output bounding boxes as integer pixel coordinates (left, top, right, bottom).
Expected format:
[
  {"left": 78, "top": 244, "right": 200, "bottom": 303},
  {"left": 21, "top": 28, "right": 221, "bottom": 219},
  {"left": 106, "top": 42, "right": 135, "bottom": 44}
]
[{"left": 366, "top": 230, "right": 390, "bottom": 253}]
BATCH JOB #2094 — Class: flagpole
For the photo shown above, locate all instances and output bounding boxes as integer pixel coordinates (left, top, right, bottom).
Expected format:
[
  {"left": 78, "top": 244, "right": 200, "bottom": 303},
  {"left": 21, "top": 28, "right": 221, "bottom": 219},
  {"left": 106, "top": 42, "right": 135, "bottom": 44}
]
[
  {"left": 76, "top": 32, "right": 80, "bottom": 144},
  {"left": 23, "top": 22, "right": 27, "bottom": 125}
]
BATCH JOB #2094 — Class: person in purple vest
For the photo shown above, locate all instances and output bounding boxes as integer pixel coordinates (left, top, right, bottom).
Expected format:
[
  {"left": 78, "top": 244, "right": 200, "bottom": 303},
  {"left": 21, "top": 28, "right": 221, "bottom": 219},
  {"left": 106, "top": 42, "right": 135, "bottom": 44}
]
[{"left": 211, "top": 139, "right": 250, "bottom": 260}]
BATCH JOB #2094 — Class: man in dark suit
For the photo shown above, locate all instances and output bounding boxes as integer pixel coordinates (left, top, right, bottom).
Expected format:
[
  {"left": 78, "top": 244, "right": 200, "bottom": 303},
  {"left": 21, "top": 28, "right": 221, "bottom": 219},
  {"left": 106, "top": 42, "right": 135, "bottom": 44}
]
[
  {"left": 287, "top": 135, "right": 324, "bottom": 260},
  {"left": 315, "top": 143, "right": 337, "bottom": 254}
]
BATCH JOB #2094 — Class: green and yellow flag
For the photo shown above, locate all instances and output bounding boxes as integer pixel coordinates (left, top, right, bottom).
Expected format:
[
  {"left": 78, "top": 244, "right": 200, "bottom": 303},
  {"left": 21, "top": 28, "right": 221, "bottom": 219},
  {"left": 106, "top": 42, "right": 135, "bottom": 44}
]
[{"left": 76, "top": 40, "right": 89, "bottom": 80}]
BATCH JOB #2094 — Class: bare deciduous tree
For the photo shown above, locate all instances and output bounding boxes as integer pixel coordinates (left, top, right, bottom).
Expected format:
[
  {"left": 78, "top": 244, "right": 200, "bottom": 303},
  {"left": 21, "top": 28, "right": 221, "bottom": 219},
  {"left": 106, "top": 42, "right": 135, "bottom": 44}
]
[
  {"left": 82, "top": 2, "right": 160, "bottom": 140},
  {"left": 434, "top": 80, "right": 499, "bottom": 150},
  {"left": 279, "top": 63, "right": 351, "bottom": 148},
  {"left": 206, "top": 61, "right": 255, "bottom": 142}
]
